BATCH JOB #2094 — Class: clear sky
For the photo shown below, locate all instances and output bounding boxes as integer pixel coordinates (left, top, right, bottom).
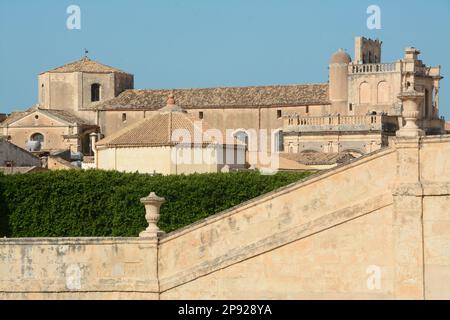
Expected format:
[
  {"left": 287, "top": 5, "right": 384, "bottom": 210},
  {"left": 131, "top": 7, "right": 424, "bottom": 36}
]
[{"left": 1, "top": 0, "right": 449, "bottom": 119}]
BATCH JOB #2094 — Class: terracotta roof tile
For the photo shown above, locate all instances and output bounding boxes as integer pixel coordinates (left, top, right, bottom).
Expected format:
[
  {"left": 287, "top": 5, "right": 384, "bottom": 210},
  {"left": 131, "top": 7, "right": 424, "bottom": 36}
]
[
  {"left": 96, "top": 110, "right": 217, "bottom": 147},
  {"left": 42, "top": 57, "right": 130, "bottom": 75},
  {"left": 0, "top": 107, "right": 91, "bottom": 126},
  {"left": 0, "top": 111, "right": 29, "bottom": 126},
  {"left": 93, "top": 84, "right": 329, "bottom": 111},
  {"left": 42, "top": 109, "right": 90, "bottom": 125}
]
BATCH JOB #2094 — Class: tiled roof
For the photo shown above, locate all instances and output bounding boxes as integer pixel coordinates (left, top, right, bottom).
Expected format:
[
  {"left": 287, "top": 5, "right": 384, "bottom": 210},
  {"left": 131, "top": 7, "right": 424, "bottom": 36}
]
[
  {"left": 0, "top": 107, "right": 91, "bottom": 126},
  {"left": 0, "top": 111, "right": 29, "bottom": 126},
  {"left": 92, "top": 84, "right": 329, "bottom": 111},
  {"left": 41, "top": 57, "right": 130, "bottom": 75},
  {"left": 42, "top": 109, "right": 90, "bottom": 125},
  {"left": 96, "top": 108, "right": 218, "bottom": 147}
]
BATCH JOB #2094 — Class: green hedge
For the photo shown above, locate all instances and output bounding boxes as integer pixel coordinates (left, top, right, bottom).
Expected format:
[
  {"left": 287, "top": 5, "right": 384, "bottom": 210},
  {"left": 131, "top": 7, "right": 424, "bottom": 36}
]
[{"left": 0, "top": 170, "right": 311, "bottom": 237}]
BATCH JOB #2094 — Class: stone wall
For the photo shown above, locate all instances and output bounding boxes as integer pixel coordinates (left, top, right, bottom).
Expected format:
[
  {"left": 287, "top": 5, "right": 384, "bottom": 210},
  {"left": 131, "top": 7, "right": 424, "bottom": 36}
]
[
  {"left": 1, "top": 135, "right": 449, "bottom": 300},
  {"left": 96, "top": 145, "right": 245, "bottom": 175},
  {"left": 0, "top": 238, "right": 159, "bottom": 300}
]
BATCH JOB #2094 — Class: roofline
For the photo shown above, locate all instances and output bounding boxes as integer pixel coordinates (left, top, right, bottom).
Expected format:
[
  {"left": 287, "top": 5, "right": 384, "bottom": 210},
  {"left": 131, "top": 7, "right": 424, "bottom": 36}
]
[
  {"left": 128, "top": 83, "right": 328, "bottom": 92},
  {"left": 39, "top": 70, "right": 132, "bottom": 76},
  {"left": 93, "top": 102, "right": 331, "bottom": 112},
  {"left": 0, "top": 108, "right": 90, "bottom": 127},
  {"left": 96, "top": 142, "right": 243, "bottom": 148},
  {"left": 39, "top": 57, "right": 132, "bottom": 75},
  {"left": 0, "top": 138, "right": 40, "bottom": 160}
]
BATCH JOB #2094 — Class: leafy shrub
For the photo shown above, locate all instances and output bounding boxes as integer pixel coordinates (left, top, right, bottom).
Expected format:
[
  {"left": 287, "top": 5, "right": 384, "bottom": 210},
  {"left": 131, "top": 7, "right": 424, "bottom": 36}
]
[{"left": 0, "top": 170, "right": 311, "bottom": 237}]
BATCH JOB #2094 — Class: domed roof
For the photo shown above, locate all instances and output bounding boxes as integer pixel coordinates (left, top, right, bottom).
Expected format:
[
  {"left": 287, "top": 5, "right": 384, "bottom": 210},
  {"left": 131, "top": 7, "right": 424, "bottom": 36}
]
[{"left": 330, "top": 49, "right": 352, "bottom": 64}]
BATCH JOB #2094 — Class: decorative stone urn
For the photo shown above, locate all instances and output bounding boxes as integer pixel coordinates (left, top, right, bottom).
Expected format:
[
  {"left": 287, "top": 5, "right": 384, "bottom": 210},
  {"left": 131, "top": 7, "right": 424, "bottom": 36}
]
[
  {"left": 139, "top": 192, "right": 165, "bottom": 238},
  {"left": 397, "top": 87, "right": 425, "bottom": 138}
]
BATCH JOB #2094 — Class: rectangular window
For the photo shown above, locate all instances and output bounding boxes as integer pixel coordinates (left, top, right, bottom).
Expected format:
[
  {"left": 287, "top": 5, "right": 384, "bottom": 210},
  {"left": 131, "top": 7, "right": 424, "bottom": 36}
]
[
  {"left": 122, "top": 113, "right": 127, "bottom": 122},
  {"left": 305, "top": 106, "right": 309, "bottom": 114},
  {"left": 349, "top": 103, "right": 353, "bottom": 112},
  {"left": 277, "top": 110, "right": 282, "bottom": 119},
  {"left": 199, "top": 111, "right": 204, "bottom": 120},
  {"left": 91, "top": 84, "right": 101, "bottom": 102}
]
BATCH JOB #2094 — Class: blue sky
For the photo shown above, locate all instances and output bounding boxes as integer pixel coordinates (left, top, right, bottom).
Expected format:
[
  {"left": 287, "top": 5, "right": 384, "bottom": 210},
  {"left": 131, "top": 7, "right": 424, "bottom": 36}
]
[{"left": 1, "top": 0, "right": 449, "bottom": 119}]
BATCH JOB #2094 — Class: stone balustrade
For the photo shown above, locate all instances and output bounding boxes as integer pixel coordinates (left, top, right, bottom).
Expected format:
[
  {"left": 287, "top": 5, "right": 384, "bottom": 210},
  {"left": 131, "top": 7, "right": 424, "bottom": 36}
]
[
  {"left": 349, "top": 62, "right": 399, "bottom": 74},
  {"left": 285, "top": 114, "right": 387, "bottom": 132}
]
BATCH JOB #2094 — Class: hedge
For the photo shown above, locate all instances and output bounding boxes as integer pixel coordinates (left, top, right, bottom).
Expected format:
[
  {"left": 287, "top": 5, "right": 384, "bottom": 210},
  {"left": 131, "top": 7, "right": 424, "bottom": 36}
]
[{"left": 0, "top": 170, "right": 311, "bottom": 237}]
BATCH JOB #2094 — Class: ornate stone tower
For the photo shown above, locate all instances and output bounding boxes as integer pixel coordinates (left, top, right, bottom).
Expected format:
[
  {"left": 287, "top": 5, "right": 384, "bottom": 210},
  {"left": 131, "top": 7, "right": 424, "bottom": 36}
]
[{"left": 354, "top": 37, "right": 382, "bottom": 64}]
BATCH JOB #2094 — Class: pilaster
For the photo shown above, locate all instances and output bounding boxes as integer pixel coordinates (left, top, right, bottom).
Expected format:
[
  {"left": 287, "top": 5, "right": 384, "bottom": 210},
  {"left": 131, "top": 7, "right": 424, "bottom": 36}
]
[{"left": 392, "top": 137, "right": 425, "bottom": 299}]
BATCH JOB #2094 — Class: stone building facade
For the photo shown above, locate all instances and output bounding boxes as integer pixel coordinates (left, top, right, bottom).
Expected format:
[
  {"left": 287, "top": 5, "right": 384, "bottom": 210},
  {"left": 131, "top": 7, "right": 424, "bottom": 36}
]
[
  {"left": 0, "top": 36, "right": 445, "bottom": 170},
  {"left": 1, "top": 106, "right": 97, "bottom": 154},
  {"left": 95, "top": 95, "right": 246, "bottom": 174}
]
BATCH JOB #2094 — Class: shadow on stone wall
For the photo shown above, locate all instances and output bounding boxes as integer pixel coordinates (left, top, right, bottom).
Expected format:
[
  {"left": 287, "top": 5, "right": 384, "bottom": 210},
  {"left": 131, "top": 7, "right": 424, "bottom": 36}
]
[{"left": 0, "top": 176, "right": 10, "bottom": 237}]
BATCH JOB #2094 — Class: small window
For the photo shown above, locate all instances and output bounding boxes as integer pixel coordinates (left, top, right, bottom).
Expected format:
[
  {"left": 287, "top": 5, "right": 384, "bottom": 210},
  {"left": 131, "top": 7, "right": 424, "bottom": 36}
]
[
  {"left": 277, "top": 110, "right": 282, "bottom": 119},
  {"left": 41, "top": 84, "right": 45, "bottom": 103},
  {"left": 31, "top": 133, "right": 44, "bottom": 143},
  {"left": 349, "top": 104, "right": 353, "bottom": 112},
  {"left": 199, "top": 111, "right": 204, "bottom": 120},
  {"left": 35, "top": 115, "right": 39, "bottom": 120},
  {"left": 91, "top": 83, "right": 101, "bottom": 102},
  {"left": 122, "top": 113, "right": 127, "bottom": 122},
  {"left": 305, "top": 106, "right": 309, "bottom": 114}
]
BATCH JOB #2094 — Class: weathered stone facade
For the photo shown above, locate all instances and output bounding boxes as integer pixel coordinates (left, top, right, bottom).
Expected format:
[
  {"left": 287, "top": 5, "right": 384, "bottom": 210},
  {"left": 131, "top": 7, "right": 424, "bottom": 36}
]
[{"left": 1, "top": 36, "right": 444, "bottom": 169}]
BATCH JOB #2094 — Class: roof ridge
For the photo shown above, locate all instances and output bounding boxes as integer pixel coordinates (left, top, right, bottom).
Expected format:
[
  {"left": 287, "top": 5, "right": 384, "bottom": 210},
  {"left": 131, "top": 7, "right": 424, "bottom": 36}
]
[
  {"left": 41, "top": 57, "right": 130, "bottom": 75},
  {"left": 93, "top": 83, "right": 330, "bottom": 111},
  {"left": 96, "top": 110, "right": 217, "bottom": 147},
  {"left": 132, "top": 83, "right": 328, "bottom": 92},
  {"left": 96, "top": 113, "right": 161, "bottom": 146}
]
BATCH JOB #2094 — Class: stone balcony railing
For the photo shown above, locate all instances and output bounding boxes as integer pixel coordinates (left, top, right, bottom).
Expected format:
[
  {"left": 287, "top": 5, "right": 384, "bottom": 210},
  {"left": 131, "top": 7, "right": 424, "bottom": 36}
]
[
  {"left": 284, "top": 114, "right": 396, "bottom": 133},
  {"left": 349, "top": 62, "right": 400, "bottom": 74}
]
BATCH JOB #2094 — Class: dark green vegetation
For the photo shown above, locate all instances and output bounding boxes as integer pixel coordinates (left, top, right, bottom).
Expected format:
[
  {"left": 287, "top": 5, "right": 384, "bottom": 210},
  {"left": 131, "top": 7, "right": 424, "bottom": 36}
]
[{"left": 0, "top": 170, "right": 312, "bottom": 237}]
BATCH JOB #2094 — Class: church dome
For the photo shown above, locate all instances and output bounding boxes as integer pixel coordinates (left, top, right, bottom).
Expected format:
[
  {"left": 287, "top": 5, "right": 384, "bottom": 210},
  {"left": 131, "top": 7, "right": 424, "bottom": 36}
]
[{"left": 330, "top": 49, "right": 352, "bottom": 64}]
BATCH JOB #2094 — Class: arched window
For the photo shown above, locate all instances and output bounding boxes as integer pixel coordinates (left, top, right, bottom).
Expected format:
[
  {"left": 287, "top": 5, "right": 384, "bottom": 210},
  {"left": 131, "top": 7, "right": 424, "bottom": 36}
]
[
  {"left": 91, "top": 83, "right": 101, "bottom": 102},
  {"left": 377, "top": 81, "right": 390, "bottom": 104},
  {"left": 233, "top": 130, "right": 249, "bottom": 149},
  {"left": 31, "top": 133, "right": 44, "bottom": 143},
  {"left": 359, "top": 82, "right": 370, "bottom": 104}
]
